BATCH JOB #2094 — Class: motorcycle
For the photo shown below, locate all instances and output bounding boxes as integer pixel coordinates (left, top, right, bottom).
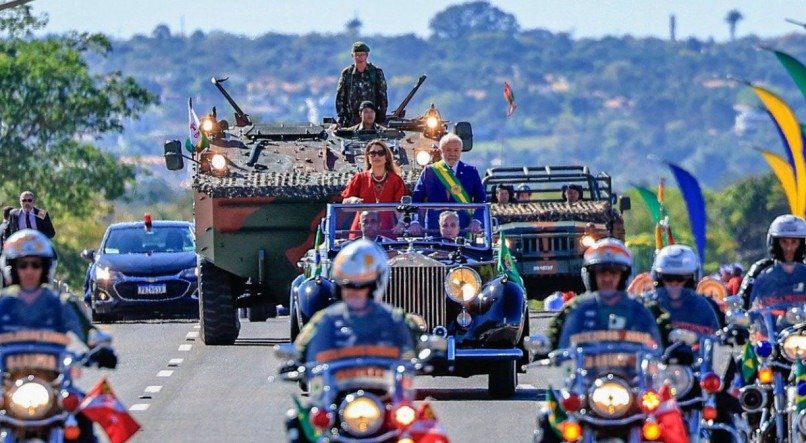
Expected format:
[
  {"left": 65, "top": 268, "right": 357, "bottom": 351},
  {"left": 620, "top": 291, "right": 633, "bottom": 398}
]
[
  {"left": 658, "top": 329, "right": 744, "bottom": 442},
  {"left": 0, "top": 329, "right": 114, "bottom": 442},
  {"left": 275, "top": 336, "right": 449, "bottom": 443},
  {"left": 725, "top": 295, "right": 806, "bottom": 443},
  {"left": 527, "top": 334, "right": 675, "bottom": 443}
]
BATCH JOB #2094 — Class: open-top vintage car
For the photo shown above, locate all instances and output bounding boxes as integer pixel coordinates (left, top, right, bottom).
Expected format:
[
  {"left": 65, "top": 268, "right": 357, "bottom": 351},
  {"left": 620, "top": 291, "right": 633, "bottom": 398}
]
[{"left": 290, "top": 200, "right": 528, "bottom": 398}]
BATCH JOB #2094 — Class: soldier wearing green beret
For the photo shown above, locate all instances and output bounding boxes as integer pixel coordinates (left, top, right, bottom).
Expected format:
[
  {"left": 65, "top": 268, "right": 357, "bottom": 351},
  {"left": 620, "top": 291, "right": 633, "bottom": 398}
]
[{"left": 336, "top": 41, "right": 388, "bottom": 128}]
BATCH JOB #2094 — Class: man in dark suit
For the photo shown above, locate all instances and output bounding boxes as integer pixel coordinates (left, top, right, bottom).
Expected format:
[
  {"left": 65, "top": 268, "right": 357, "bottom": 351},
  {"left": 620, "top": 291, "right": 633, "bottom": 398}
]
[
  {"left": 411, "top": 134, "right": 486, "bottom": 232},
  {"left": 4, "top": 191, "right": 56, "bottom": 240}
]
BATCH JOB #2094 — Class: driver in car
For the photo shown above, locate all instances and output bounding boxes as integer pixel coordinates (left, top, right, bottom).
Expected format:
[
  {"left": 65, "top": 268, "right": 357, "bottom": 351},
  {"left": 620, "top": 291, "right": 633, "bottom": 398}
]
[
  {"left": 437, "top": 211, "right": 461, "bottom": 241},
  {"left": 294, "top": 239, "right": 415, "bottom": 364}
]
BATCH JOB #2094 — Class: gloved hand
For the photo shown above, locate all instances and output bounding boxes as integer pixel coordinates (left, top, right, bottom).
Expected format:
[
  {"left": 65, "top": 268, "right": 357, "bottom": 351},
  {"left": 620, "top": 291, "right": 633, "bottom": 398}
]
[
  {"left": 87, "top": 347, "right": 118, "bottom": 369},
  {"left": 718, "top": 326, "right": 748, "bottom": 347}
]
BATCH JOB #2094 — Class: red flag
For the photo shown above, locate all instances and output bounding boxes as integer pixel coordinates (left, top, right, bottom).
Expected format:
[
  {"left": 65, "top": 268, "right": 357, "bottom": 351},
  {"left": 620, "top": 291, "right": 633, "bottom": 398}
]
[
  {"left": 79, "top": 377, "right": 141, "bottom": 443},
  {"left": 503, "top": 81, "right": 517, "bottom": 117},
  {"left": 655, "top": 384, "right": 689, "bottom": 443}
]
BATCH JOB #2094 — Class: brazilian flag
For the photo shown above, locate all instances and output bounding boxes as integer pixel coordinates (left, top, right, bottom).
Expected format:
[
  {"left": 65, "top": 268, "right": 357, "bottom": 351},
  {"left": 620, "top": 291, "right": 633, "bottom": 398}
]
[
  {"left": 292, "top": 395, "right": 318, "bottom": 442},
  {"left": 497, "top": 232, "right": 524, "bottom": 288},
  {"left": 741, "top": 343, "right": 758, "bottom": 383},
  {"left": 796, "top": 359, "right": 806, "bottom": 413},
  {"left": 546, "top": 388, "right": 568, "bottom": 438}
]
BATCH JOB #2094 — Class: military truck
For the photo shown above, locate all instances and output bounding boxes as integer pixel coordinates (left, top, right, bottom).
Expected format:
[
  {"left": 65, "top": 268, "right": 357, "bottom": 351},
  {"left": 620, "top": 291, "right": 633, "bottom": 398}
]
[
  {"left": 482, "top": 166, "right": 630, "bottom": 298},
  {"left": 162, "top": 75, "right": 473, "bottom": 345}
]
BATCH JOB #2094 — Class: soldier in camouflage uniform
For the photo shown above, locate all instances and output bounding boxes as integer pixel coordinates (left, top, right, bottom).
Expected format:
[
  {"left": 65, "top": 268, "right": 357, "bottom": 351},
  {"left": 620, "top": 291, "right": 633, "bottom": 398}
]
[{"left": 336, "top": 42, "right": 388, "bottom": 127}]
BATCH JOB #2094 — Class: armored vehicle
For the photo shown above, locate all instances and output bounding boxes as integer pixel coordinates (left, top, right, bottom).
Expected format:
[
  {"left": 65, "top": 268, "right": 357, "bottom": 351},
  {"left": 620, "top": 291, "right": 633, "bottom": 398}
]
[
  {"left": 163, "top": 75, "right": 473, "bottom": 345},
  {"left": 482, "top": 166, "right": 630, "bottom": 298}
]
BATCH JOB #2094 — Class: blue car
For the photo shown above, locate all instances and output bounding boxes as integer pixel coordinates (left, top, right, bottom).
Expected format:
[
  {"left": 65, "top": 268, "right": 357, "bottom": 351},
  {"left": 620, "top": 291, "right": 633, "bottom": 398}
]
[{"left": 82, "top": 220, "right": 198, "bottom": 321}]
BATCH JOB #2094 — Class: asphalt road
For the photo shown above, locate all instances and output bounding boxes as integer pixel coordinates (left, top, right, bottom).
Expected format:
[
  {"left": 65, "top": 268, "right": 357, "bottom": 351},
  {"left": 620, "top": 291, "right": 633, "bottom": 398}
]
[{"left": 78, "top": 312, "right": 559, "bottom": 443}]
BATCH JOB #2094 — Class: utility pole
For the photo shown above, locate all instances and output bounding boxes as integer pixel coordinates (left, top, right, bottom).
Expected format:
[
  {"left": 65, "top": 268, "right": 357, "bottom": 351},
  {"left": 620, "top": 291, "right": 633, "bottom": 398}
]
[{"left": 669, "top": 14, "right": 676, "bottom": 41}]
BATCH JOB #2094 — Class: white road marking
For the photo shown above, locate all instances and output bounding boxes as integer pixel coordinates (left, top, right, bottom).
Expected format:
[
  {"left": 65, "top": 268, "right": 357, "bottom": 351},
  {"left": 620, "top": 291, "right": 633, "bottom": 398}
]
[
  {"left": 178, "top": 344, "right": 192, "bottom": 351},
  {"left": 144, "top": 385, "right": 163, "bottom": 393},
  {"left": 130, "top": 404, "right": 150, "bottom": 411},
  {"left": 519, "top": 384, "right": 536, "bottom": 389},
  {"left": 186, "top": 331, "right": 199, "bottom": 339},
  {"left": 193, "top": 324, "right": 200, "bottom": 329},
  {"left": 157, "top": 370, "right": 174, "bottom": 377},
  {"left": 168, "top": 358, "right": 184, "bottom": 367}
]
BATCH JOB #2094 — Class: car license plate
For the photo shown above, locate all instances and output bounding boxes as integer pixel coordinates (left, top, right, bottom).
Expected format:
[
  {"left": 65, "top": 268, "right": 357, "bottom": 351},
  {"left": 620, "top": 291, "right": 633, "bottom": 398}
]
[{"left": 137, "top": 284, "right": 166, "bottom": 295}]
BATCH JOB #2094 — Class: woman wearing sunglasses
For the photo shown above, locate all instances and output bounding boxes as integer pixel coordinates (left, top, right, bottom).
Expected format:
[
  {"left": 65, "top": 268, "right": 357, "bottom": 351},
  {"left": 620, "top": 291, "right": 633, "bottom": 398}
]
[{"left": 341, "top": 139, "right": 409, "bottom": 236}]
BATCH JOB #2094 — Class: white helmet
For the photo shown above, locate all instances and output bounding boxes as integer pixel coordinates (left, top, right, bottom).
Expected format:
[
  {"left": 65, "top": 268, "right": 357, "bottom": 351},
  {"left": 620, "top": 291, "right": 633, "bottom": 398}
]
[
  {"left": 767, "top": 214, "right": 806, "bottom": 261},
  {"left": 1, "top": 229, "right": 56, "bottom": 286},
  {"left": 331, "top": 239, "right": 389, "bottom": 302},
  {"left": 580, "top": 238, "right": 633, "bottom": 291},
  {"left": 651, "top": 244, "right": 701, "bottom": 289}
]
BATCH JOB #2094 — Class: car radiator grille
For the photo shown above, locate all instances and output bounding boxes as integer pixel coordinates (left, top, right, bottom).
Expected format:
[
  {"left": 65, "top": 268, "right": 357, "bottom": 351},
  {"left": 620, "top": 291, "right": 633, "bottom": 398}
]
[
  {"left": 387, "top": 266, "right": 448, "bottom": 330},
  {"left": 522, "top": 235, "right": 577, "bottom": 256}
]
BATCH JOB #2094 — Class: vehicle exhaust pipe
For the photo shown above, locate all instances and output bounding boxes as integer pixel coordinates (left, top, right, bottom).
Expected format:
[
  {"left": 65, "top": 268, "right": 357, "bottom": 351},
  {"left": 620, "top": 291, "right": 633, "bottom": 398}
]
[{"left": 739, "top": 385, "right": 767, "bottom": 413}]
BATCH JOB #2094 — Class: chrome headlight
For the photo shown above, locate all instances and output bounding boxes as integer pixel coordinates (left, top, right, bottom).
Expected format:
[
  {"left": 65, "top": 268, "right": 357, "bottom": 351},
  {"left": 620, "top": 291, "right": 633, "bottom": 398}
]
[
  {"left": 210, "top": 154, "right": 227, "bottom": 170},
  {"left": 444, "top": 267, "right": 481, "bottom": 304},
  {"left": 95, "top": 266, "right": 122, "bottom": 281},
  {"left": 339, "top": 392, "right": 384, "bottom": 437},
  {"left": 579, "top": 235, "right": 596, "bottom": 249},
  {"left": 782, "top": 334, "right": 806, "bottom": 361},
  {"left": 652, "top": 364, "right": 694, "bottom": 398},
  {"left": 8, "top": 379, "right": 54, "bottom": 419},
  {"left": 589, "top": 377, "right": 632, "bottom": 418}
]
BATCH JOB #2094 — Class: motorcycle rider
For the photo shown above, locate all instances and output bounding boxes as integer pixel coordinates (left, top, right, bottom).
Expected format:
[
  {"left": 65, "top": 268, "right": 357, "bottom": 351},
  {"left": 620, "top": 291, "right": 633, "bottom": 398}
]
[
  {"left": 294, "top": 239, "right": 415, "bottom": 365},
  {"left": 749, "top": 214, "right": 806, "bottom": 308},
  {"left": 0, "top": 229, "right": 117, "bottom": 442}
]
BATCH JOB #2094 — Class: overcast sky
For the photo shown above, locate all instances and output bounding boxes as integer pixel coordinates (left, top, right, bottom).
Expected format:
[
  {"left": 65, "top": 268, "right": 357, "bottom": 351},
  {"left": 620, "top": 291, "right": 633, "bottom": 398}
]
[{"left": 31, "top": 1, "right": 806, "bottom": 41}]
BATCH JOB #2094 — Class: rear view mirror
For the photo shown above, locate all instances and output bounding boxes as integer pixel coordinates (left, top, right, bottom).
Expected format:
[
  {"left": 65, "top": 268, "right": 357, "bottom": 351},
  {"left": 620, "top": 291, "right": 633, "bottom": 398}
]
[
  {"left": 454, "top": 122, "right": 473, "bottom": 152},
  {"left": 619, "top": 196, "right": 631, "bottom": 212},
  {"left": 80, "top": 249, "right": 95, "bottom": 263},
  {"left": 164, "top": 140, "right": 185, "bottom": 171}
]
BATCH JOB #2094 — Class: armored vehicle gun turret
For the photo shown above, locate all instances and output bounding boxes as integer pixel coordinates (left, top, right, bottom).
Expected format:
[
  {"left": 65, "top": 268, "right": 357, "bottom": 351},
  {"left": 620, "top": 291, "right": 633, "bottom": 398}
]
[
  {"left": 482, "top": 165, "right": 631, "bottom": 298},
  {"left": 163, "top": 75, "right": 473, "bottom": 345}
]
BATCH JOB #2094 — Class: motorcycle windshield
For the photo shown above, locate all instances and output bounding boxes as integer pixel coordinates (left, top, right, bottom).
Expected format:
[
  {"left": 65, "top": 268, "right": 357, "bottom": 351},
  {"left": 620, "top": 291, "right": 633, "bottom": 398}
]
[
  {"left": 748, "top": 307, "right": 804, "bottom": 342},
  {"left": 307, "top": 356, "right": 409, "bottom": 400},
  {"left": 572, "top": 342, "right": 659, "bottom": 381}
]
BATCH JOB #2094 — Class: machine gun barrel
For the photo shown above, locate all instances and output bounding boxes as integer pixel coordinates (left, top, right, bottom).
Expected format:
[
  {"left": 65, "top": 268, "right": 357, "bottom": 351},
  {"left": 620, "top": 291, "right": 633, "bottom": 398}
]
[
  {"left": 211, "top": 77, "right": 252, "bottom": 127},
  {"left": 390, "top": 74, "right": 427, "bottom": 119}
]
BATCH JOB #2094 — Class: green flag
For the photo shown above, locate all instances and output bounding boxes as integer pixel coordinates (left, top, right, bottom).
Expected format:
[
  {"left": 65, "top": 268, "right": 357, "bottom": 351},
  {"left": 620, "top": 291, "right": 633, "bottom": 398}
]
[
  {"left": 546, "top": 388, "right": 568, "bottom": 438},
  {"left": 312, "top": 227, "right": 323, "bottom": 278},
  {"left": 635, "top": 186, "right": 662, "bottom": 224},
  {"left": 773, "top": 50, "right": 806, "bottom": 100},
  {"left": 291, "top": 395, "right": 318, "bottom": 441},
  {"left": 741, "top": 343, "right": 758, "bottom": 383},
  {"left": 497, "top": 232, "right": 524, "bottom": 288},
  {"left": 796, "top": 359, "right": 806, "bottom": 413}
]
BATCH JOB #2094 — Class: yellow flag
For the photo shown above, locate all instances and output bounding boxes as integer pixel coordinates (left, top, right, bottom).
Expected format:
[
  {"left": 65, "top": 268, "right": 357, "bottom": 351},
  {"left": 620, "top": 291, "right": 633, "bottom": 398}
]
[
  {"left": 760, "top": 149, "right": 798, "bottom": 214},
  {"left": 751, "top": 85, "right": 806, "bottom": 214}
]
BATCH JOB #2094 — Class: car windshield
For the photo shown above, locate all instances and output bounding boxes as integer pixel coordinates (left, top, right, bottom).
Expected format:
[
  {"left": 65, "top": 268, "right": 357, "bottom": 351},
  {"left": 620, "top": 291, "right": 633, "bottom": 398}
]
[
  {"left": 103, "top": 226, "right": 194, "bottom": 254},
  {"left": 326, "top": 202, "right": 492, "bottom": 250}
]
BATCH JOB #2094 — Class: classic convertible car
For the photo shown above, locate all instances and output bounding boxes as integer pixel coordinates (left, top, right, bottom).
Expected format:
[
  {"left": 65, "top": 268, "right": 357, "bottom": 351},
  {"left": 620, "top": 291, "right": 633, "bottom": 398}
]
[{"left": 289, "top": 201, "right": 528, "bottom": 398}]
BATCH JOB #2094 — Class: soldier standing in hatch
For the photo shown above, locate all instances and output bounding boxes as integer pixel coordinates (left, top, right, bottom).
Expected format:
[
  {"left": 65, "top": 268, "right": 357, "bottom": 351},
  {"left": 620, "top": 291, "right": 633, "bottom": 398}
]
[{"left": 336, "top": 41, "right": 388, "bottom": 127}]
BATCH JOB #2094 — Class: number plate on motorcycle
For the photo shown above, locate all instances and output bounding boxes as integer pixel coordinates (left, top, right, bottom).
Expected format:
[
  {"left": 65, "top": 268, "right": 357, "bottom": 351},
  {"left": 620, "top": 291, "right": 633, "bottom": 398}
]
[{"left": 137, "top": 284, "right": 166, "bottom": 295}]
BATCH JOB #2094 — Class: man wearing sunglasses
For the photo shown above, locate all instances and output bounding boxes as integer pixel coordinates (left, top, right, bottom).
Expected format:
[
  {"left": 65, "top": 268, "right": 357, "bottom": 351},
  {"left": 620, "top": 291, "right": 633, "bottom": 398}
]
[
  {"left": 3, "top": 191, "right": 56, "bottom": 241},
  {"left": 345, "top": 101, "right": 385, "bottom": 132}
]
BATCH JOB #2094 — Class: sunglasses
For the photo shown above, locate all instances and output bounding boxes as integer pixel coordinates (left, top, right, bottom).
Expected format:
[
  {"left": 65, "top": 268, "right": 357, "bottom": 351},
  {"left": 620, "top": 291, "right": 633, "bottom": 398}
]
[
  {"left": 20, "top": 199, "right": 33, "bottom": 203},
  {"left": 17, "top": 260, "right": 43, "bottom": 270},
  {"left": 341, "top": 282, "right": 373, "bottom": 290},
  {"left": 367, "top": 150, "right": 386, "bottom": 157},
  {"left": 661, "top": 275, "right": 688, "bottom": 283}
]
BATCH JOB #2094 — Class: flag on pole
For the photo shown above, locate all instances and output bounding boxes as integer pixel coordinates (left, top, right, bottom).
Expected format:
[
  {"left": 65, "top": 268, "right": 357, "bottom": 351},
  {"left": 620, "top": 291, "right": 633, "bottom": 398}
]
[
  {"left": 185, "top": 98, "right": 209, "bottom": 153},
  {"left": 796, "top": 358, "right": 806, "bottom": 413},
  {"left": 312, "top": 226, "right": 323, "bottom": 278},
  {"left": 635, "top": 186, "right": 662, "bottom": 224},
  {"left": 503, "top": 81, "right": 517, "bottom": 117},
  {"left": 667, "top": 163, "right": 706, "bottom": 265},
  {"left": 546, "top": 388, "right": 568, "bottom": 438},
  {"left": 769, "top": 49, "right": 806, "bottom": 100},
  {"left": 79, "top": 378, "right": 141, "bottom": 443},
  {"left": 758, "top": 148, "right": 799, "bottom": 214},
  {"left": 741, "top": 342, "right": 758, "bottom": 383},
  {"left": 497, "top": 232, "right": 524, "bottom": 288}
]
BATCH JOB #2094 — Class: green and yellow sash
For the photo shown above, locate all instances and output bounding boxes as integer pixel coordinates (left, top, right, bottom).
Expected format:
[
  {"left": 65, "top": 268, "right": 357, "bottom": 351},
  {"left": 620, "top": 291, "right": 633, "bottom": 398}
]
[{"left": 432, "top": 160, "right": 471, "bottom": 203}]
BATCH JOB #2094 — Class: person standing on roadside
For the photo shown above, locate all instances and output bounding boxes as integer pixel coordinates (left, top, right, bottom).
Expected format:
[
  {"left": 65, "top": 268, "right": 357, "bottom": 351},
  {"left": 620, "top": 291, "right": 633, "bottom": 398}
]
[{"left": 4, "top": 191, "right": 55, "bottom": 240}]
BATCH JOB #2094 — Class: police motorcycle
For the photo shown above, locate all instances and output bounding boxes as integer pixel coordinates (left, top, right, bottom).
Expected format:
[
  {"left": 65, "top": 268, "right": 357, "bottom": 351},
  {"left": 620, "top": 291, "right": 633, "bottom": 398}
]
[
  {"left": 724, "top": 294, "right": 806, "bottom": 443},
  {"left": 658, "top": 329, "right": 744, "bottom": 442},
  {"left": 275, "top": 335, "right": 449, "bottom": 443},
  {"left": 526, "top": 331, "right": 675, "bottom": 443},
  {"left": 0, "top": 328, "right": 115, "bottom": 442}
]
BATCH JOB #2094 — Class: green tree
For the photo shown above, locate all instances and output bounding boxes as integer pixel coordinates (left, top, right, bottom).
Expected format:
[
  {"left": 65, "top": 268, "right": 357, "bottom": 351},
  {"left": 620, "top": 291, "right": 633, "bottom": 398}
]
[
  {"left": 0, "top": 6, "right": 155, "bottom": 287},
  {"left": 428, "top": 1, "right": 519, "bottom": 40},
  {"left": 725, "top": 9, "right": 744, "bottom": 41}
]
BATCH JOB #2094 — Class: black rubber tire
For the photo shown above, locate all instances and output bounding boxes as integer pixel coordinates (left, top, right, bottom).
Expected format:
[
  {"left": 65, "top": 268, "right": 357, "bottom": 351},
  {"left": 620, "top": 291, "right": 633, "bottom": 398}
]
[
  {"left": 289, "top": 298, "right": 300, "bottom": 343},
  {"left": 198, "top": 259, "right": 240, "bottom": 345},
  {"left": 488, "top": 359, "right": 517, "bottom": 399},
  {"left": 247, "top": 305, "right": 271, "bottom": 322},
  {"left": 517, "top": 313, "right": 531, "bottom": 372}
]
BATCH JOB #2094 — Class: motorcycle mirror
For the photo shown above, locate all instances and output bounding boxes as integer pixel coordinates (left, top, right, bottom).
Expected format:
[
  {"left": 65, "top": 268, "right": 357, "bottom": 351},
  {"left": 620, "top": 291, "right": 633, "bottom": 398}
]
[
  {"left": 786, "top": 307, "right": 805, "bottom": 324},
  {"left": 725, "top": 295, "right": 744, "bottom": 312},
  {"left": 726, "top": 311, "right": 750, "bottom": 328},
  {"left": 524, "top": 334, "right": 552, "bottom": 359},
  {"left": 88, "top": 330, "right": 113, "bottom": 348},
  {"left": 668, "top": 328, "right": 698, "bottom": 346},
  {"left": 274, "top": 343, "right": 300, "bottom": 361}
]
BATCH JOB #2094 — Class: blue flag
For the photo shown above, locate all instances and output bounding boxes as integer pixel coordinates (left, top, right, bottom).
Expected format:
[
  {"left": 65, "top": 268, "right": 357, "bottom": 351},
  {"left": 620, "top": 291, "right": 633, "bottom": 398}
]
[{"left": 668, "top": 163, "right": 707, "bottom": 264}]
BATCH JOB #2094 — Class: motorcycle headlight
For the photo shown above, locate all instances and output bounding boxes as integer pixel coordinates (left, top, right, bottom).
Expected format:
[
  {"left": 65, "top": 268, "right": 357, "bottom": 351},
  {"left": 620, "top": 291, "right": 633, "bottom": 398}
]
[
  {"left": 782, "top": 334, "right": 806, "bottom": 361},
  {"left": 589, "top": 377, "right": 632, "bottom": 418},
  {"left": 8, "top": 379, "right": 54, "bottom": 419},
  {"left": 444, "top": 267, "right": 481, "bottom": 304},
  {"left": 652, "top": 364, "right": 694, "bottom": 398},
  {"left": 339, "top": 393, "right": 384, "bottom": 437}
]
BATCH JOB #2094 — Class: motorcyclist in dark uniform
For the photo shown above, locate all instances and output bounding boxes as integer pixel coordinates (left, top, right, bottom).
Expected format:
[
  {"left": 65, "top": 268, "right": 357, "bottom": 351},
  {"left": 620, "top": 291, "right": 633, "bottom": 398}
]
[
  {"left": 552, "top": 238, "right": 662, "bottom": 350},
  {"left": 748, "top": 214, "right": 806, "bottom": 308},
  {"left": 0, "top": 229, "right": 117, "bottom": 442},
  {"left": 646, "top": 244, "right": 740, "bottom": 442},
  {"left": 294, "top": 239, "right": 415, "bottom": 364}
]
